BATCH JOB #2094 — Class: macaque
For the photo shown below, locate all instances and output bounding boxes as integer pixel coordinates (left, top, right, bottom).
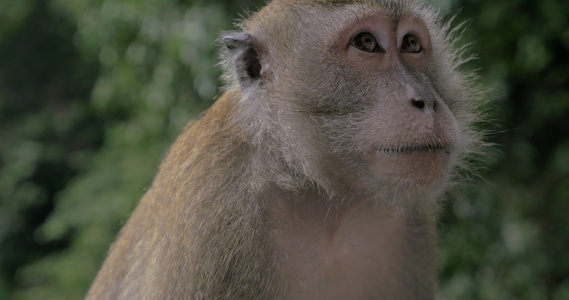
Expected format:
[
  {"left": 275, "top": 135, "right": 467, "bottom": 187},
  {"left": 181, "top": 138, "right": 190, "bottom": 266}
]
[{"left": 86, "top": 0, "right": 484, "bottom": 299}]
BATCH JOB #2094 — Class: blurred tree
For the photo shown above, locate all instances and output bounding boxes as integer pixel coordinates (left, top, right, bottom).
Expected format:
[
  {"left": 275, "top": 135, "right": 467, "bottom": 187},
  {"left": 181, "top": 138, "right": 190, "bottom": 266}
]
[
  {"left": 0, "top": 0, "right": 263, "bottom": 299},
  {"left": 0, "top": 0, "right": 101, "bottom": 298},
  {"left": 439, "top": 0, "right": 569, "bottom": 299}
]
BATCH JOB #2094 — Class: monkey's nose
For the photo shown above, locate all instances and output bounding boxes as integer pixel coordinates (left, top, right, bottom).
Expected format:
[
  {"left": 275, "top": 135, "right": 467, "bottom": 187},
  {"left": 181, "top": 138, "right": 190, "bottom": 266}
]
[
  {"left": 410, "top": 97, "right": 437, "bottom": 112},
  {"left": 411, "top": 99, "right": 426, "bottom": 109},
  {"left": 405, "top": 83, "right": 436, "bottom": 111}
]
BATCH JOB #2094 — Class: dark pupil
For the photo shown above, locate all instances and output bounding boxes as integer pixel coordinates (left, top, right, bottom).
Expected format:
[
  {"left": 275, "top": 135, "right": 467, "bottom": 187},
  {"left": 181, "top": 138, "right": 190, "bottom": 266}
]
[
  {"left": 409, "top": 38, "right": 417, "bottom": 48},
  {"left": 363, "top": 36, "right": 375, "bottom": 49},
  {"left": 353, "top": 32, "right": 378, "bottom": 52},
  {"left": 404, "top": 35, "right": 421, "bottom": 52}
]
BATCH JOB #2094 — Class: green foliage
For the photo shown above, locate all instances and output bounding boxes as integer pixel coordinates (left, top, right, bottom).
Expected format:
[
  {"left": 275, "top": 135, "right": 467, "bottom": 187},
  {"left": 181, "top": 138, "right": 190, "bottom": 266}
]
[
  {"left": 0, "top": 0, "right": 567, "bottom": 299},
  {"left": 0, "top": 0, "right": 263, "bottom": 298},
  {"left": 438, "top": 0, "right": 569, "bottom": 299}
]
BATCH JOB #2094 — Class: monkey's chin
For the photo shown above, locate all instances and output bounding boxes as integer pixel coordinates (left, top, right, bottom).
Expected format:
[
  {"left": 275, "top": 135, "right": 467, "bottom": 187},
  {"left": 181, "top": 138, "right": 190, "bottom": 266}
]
[{"left": 364, "top": 146, "right": 452, "bottom": 186}]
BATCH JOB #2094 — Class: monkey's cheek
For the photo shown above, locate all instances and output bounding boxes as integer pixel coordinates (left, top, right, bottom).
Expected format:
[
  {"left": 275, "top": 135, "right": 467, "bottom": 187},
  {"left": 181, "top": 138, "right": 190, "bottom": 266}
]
[{"left": 364, "top": 150, "right": 452, "bottom": 186}]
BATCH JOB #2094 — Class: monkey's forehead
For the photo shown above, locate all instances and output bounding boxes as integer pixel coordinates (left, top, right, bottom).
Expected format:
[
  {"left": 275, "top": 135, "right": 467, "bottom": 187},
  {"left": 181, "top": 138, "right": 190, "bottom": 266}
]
[
  {"left": 239, "top": 0, "right": 439, "bottom": 47},
  {"left": 245, "top": 0, "right": 433, "bottom": 32},
  {"left": 252, "top": 0, "right": 418, "bottom": 18}
]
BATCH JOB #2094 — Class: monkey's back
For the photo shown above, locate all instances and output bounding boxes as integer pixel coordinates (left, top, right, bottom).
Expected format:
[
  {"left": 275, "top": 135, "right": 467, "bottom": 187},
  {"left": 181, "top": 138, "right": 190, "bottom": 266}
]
[{"left": 86, "top": 93, "right": 278, "bottom": 299}]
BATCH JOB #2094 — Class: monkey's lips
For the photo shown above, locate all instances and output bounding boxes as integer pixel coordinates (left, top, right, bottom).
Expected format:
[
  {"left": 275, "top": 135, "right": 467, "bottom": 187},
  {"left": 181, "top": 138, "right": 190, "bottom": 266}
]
[
  {"left": 365, "top": 143, "right": 453, "bottom": 185},
  {"left": 371, "top": 144, "right": 450, "bottom": 155}
]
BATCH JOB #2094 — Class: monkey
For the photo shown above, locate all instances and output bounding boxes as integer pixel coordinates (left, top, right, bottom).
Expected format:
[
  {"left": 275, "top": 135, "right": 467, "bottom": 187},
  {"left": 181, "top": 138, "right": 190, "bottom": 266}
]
[{"left": 86, "top": 0, "right": 484, "bottom": 299}]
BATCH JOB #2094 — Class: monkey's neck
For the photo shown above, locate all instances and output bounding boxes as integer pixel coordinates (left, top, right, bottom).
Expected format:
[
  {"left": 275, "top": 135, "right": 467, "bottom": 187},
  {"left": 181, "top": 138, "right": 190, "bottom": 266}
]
[{"left": 266, "top": 184, "right": 438, "bottom": 300}]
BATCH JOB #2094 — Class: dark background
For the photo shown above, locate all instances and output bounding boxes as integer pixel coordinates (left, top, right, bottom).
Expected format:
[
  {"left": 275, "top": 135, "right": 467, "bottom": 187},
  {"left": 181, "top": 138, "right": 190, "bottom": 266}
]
[{"left": 0, "top": 0, "right": 567, "bottom": 299}]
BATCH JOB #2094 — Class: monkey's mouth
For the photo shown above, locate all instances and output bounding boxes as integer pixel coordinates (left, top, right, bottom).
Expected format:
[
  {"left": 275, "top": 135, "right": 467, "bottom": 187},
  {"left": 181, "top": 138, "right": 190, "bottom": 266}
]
[
  {"left": 373, "top": 144, "right": 450, "bottom": 155},
  {"left": 364, "top": 140, "right": 454, "bottom": 185}
]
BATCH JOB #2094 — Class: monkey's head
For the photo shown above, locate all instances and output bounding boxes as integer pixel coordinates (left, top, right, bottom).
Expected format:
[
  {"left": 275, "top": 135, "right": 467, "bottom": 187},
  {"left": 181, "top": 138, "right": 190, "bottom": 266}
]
[{"left": 221, "top": 0, "right": 481, "bottom": 200}]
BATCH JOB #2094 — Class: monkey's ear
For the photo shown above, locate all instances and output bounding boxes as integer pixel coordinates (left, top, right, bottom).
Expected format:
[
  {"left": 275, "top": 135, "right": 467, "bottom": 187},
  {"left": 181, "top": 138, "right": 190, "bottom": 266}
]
[{"left": 223, "top": 32, "right": 271, "bottom": 88}]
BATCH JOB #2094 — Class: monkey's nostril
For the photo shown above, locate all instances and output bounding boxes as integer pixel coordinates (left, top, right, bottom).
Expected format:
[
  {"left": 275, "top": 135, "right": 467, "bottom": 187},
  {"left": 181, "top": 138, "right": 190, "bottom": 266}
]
[{"left": 411, "top": 99, "right": 426, "bottom": 109}]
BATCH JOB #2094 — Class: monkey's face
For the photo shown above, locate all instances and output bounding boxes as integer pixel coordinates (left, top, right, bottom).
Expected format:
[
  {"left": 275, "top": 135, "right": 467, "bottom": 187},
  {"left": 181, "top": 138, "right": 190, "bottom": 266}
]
[
  {"left": 299, "top": 10, "right": 460, "bottom": 187},
  {"left": 224, "top": 3, "right": 471, "bottom": 192}
]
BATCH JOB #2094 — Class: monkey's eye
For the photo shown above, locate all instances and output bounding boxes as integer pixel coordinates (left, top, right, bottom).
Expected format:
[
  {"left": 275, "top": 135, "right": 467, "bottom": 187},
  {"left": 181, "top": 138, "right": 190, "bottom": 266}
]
[
  {"left": 401, "top": 34, "right": 422, "bottom": 53},
  {"left": 351, "top": 32, "right": 381, "bottom": 53}
]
